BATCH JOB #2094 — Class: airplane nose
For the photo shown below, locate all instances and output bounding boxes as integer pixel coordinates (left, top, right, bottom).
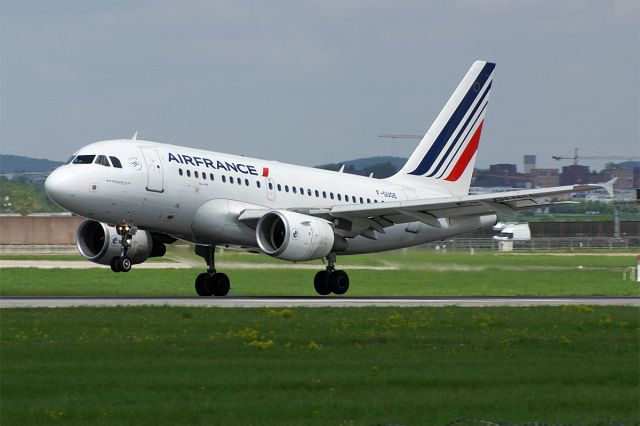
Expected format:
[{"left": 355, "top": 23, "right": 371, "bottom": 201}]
[{"left": 45, "top": 167, "right": 76, "bottom": 208}]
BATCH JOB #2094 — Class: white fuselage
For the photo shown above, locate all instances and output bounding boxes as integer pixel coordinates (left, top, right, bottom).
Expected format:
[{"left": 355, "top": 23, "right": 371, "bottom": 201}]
[{"left": 45, "top": 139, "right": 495, "bottom": 256}]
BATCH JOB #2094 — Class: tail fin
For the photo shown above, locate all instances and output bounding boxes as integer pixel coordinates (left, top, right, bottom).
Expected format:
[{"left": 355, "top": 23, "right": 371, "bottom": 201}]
[{"left": 388, "top": 60, "right": 495, "bottom": 196}]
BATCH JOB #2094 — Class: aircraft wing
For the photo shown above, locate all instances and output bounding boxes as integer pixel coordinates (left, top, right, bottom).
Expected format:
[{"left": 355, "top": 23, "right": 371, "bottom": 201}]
[{"left": 239, "top": 179, "right": 616, "bottom": 238}]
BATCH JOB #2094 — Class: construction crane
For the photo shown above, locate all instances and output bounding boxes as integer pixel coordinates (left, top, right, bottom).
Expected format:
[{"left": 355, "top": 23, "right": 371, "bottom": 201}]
[
  {"left": 378, "top": 134, "right": 422, "bottom": 139},
  {"left": 552, "top": 148, "right": 640, "bottom": 165}
]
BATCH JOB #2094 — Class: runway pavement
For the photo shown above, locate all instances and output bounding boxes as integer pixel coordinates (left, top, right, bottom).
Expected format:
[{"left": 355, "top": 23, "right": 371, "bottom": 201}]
[{"left": 1, "top": 296, "right": 638, "bottom": 309}]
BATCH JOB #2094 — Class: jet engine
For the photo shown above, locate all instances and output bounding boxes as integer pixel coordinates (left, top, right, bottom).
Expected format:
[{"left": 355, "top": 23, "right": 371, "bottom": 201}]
[
  {"left": 76, "top": 219, "right": 166, "bottom": 265},
  {"left": 256, "top": 211, "right": 336, "bottom": 261}
]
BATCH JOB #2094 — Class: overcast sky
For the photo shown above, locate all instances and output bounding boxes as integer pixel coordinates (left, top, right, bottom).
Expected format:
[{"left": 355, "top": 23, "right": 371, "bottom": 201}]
[{"left": 1, "top": 1, "right": 638, "bottom": 171}]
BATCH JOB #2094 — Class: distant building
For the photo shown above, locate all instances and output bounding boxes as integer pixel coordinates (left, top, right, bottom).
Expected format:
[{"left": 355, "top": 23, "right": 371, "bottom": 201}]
[
  {"left": 560, "top": 165, "right": 591, "bottom": 185},
  {"left": 489, "top": 163, "right": 517, "bottom": 176},
  {"left": 473, "top": 164, "right": 529, "bottom": 188},
  {"left": 523, "top": 155, "right": 536, "bottom": 174},
  {"left": 531, "top": 168, "right": 559, "bottom": 188}
]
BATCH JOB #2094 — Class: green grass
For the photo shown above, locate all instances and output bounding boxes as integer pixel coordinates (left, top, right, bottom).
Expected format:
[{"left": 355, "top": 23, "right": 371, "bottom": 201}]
[
  {"left": 1, "top": 266, "right": 639, "bottom": 297},
  {"left": 1, "top": 306, "right": 638, "bottom": 425},
  {"left": 1, "top": 249, "right": 639, "bottom": 296}
]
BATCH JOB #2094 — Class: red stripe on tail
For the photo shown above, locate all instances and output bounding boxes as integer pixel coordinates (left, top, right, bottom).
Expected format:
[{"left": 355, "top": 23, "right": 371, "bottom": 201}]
[{"left": 444, "top": 120, "right": 484, "bottom": 182}]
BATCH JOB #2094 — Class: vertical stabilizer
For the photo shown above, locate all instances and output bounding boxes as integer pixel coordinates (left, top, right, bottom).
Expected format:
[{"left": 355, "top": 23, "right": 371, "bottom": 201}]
[{"left": 388, "top": 61, "right": 495, "bottom": 196}]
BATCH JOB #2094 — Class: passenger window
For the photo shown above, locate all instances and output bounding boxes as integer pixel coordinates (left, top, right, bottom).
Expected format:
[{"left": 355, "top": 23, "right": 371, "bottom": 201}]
[
  {"left": 322, "top": 191, "right": 326, "bottom": 198},
  {"left": 277, "top": 184, "right": 282, "bottom": 192},
  {"left": 359, "top": 197, "right": 364, "bottom": 203},
  {"left": 315, "top": 190, "right": 319, "bottom": 197},
  {"left": 352, "top": 196, "right": 356, "bottom": 203},
  {"left": 337, "top": 194, "right": 342, "bottom": 201},
  {"left": 299, "top": 187, "right": 303, "bottom": 195},
  {"left": 330, "top": 192, "right": 334, "bottom": 200},
  {"left": 268, "top": 182, "right": 273, "bottom": 190},
  {"left": 179, "top": 169, "right": 183, "bottom": 176},
  {"left": 237, "top": 178, "right": 242, "bottom": 186},
  {"left": 367, "top": 198, "right": 371, "bottom": 203},
  {"left": 222, "top": 175, "right": 226, "bottom": 183},
  {"left": 285, "top": 185, "right": 289, "bottom": 193},
  {"left": 307, "top": 189, "right": 312, "bottom": 196},
  {"left": 73, "top": 155, "right": 95, "bottom": 164},
  {"left": 202, "top": 173, "right": 206, "bottom": 180},
  {"left": 195, "top": 171, "right": 199, "bottom": 178},
  {"left": 245, "top": 179, "right": 249, "bottom": 186},
  {"left": 257, "top": 181, "right": 261, "bottom": 188},
  {"left": 210, "top": 173, "right": 214, "bottom": 180},
  {"left": 230, "top": 176, "right": 234, "bottom": 184},
  {"left": 109, "top": 156, "right": 122, "bottom": 168},
  {"left": 292, "top": 187, "right": 297, "bottom": 194},
  {"left": 187, "top": 170, "right": 191, "bottom": 177}
]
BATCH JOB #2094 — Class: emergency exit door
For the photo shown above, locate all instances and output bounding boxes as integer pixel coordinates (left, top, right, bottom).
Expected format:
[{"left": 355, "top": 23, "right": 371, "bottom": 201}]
[{"left": 140, "top": 147, "right": 164, "bottom": 193}]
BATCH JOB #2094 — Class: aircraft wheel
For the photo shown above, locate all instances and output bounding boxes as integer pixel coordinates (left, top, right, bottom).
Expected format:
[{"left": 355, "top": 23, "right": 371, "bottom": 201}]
[
  {"left": 314, "top": 271, "right": 331, "bottom": 295},
  {"left": 329, "top": 270, "right": 349, "bottom": 295},
  {"left": 118, "top": 257, "right": 132, "bottom": 273},
  {"left": 110, "top": 257, "right": 121, "bottom": 273},
  {"left": 195, "top": 273, "right": 212, "bottom": 296},
  {"left": 207, "top": 273, "right": 230, "bottom": 297}
]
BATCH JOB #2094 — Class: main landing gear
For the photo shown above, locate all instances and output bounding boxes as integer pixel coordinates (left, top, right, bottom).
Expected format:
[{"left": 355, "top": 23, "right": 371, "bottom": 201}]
[
  {"left": 110, "top": 224, "right": 135, "bottom": 273},
  {"left": 194, "top": 245, "right": 230, "bottom": 297},
  {"left": 314, "top": 253, "right": 349, "bottom": 296}
]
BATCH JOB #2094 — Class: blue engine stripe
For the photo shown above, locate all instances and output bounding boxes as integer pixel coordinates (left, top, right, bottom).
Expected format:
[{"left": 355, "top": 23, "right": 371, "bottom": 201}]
[
  {"left": 426, "top": 81, "right": 492, "bottom": 178},
  {"left": 408, "top": 62, "right": 495, "bottom": 176},
  {"left": 435, "top": 101, "right": 488, "bottom": 179}
]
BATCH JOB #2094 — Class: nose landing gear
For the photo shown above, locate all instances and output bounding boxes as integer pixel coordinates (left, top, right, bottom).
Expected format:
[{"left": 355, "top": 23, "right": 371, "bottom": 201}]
[
  {"left": 110, "top": 224, "right": 136, "bottom": 273},
  {"left": 314, "top": 253, "right": 349, "bottom": 296},
  {"left": 194, "top": 245, "right": 230, "bottom": 297}
]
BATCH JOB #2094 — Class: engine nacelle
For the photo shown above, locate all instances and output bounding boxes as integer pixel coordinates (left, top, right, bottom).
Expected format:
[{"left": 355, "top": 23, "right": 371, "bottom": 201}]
[
  {"left": 76, "top": 220, "right": 163, "bottom": 265},
  {"left": 256, "top": 211, "right": 335, "bottom": 261}
]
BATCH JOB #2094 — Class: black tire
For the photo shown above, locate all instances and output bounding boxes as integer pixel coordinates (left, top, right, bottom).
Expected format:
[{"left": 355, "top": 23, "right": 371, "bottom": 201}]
[
  {"left": 328, "top": 270, "right": 349, "bottom": 295},
  {"left": 118, "top": 257, "right": 132, "bottom": 273},
  {"left": 110, "top": 256, "right": 121, "bottom": 273},
  {"left": 314, "top": 271, "right": 331, "bottom": 295},
  {"left": 195, "top": 273, "right": 212, "bottom": 296},
  {"left": 207, "top": 273, "right": 230, "bottom": 297}
]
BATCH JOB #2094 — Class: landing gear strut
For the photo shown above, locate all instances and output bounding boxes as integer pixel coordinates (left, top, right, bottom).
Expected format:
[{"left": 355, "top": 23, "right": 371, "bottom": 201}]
[
  {"left": 110, "top": 224, "right": 135, "bottom": 273},
  {"left": 194, "top": 245, "right": 230, "bottom": 297},
  {"left": 314, "top": 253, "right": 349, "bottom": 296}
]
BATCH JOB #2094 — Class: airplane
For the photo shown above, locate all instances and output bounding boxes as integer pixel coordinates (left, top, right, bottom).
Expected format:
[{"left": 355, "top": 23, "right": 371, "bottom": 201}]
[{"left": 44, "top": 60, "right": 615, "bottom": 296}]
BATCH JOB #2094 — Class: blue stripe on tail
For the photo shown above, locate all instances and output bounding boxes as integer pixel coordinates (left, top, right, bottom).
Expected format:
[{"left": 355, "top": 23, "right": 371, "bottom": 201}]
[
  {"left": 427, "top": 81, "right": 492, "bottom": 178},
  {"left": 408, "top": 62, "right": 495, "bottom": 176}
]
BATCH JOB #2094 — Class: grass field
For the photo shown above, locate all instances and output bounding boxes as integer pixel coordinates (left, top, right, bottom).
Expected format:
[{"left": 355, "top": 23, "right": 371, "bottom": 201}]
[
  {"left": 1, "top": 306, "right": 638, "bottom": 425},
  {"left": 1, "top": 250, "right": 638, "bottom": 297}
]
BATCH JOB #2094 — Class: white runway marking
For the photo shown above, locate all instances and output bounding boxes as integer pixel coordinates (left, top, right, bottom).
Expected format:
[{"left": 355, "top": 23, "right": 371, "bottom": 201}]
[
  {"left": 1, "top": 297, "right": 638, "bottom": 309},
  {"left": 0, "top": 260, "right": 395, "bottom": 270}
]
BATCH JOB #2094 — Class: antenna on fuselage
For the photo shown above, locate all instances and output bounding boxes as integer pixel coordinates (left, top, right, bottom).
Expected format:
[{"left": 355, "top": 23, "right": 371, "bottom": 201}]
[{"left": 131, "top": 131, "right": 138, "bottom": 141}]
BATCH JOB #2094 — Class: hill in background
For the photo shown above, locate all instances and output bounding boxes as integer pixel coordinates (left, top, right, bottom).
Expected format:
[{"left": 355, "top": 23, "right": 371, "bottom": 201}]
[{"left": 0, "top": 155, "right": 64, "bottom": 174}]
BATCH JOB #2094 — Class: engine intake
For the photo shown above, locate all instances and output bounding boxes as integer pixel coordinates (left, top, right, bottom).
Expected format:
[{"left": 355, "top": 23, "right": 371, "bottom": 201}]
[
  {"left": 76, "top": 220, "right": 164, "bottom": 265},
  {"left": 256, "top": 211, "right": 336, "bottom": 261}
]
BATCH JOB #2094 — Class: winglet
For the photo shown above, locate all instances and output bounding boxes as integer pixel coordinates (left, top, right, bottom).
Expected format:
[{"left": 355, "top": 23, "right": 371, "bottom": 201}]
[
  {"left": 573, "top": 178, "right": 617, "bottom": 198},
  {"left": 602, "top": 177, "right": 617, "bottom": 198},
  {"left": 132, "top": 131, "right": 138, "bottom": 141}
]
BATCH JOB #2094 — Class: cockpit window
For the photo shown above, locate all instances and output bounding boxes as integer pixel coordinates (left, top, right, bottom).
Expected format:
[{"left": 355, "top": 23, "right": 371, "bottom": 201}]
[
  {"left": 72, "top": 155, "right": 96, "bottom": 164},
  {"left": 109, "top": 156, "right": 122, "bottom": 168},
  {"left": 67, "top": 156, "right": 76, "bottom": 164},
  {"left": 95, "top": 155, "right": 111, "bottom": 167}
]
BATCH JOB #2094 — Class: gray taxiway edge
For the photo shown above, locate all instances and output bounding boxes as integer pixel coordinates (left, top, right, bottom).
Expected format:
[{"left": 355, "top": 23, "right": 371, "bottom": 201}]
[{"left": 1, "top": 297, "right": 638, "bottom": 309}]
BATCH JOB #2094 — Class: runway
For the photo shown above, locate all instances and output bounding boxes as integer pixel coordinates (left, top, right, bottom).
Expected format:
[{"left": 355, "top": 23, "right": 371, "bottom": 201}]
[{"left": 1, "top": 296, "right": 638, "bottom": 309}]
